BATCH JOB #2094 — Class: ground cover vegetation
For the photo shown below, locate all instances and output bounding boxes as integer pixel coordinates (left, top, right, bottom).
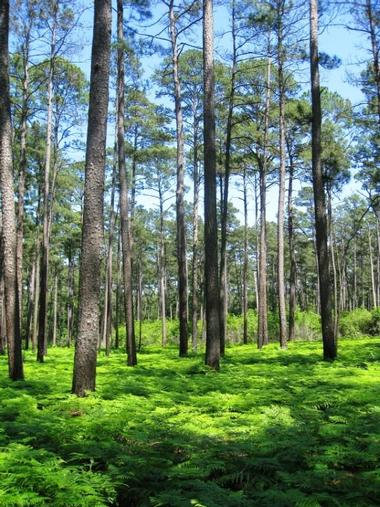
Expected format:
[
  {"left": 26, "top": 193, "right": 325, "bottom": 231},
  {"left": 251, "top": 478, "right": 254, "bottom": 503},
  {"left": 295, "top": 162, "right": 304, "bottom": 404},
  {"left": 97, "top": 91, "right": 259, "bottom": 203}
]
[
  {"left": 0, "top": 0, "right": 380, "bottom": 504},
  {"left": 0, "top": 338, "right": 379, "bottom": 506}
]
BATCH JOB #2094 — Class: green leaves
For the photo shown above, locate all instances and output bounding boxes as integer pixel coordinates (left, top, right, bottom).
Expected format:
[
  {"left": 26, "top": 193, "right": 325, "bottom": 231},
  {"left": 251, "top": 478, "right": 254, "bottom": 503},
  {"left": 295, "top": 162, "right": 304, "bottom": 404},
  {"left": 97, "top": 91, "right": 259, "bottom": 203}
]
[{"left": 0, "top": 338, "right": 380, "bottom": 505}]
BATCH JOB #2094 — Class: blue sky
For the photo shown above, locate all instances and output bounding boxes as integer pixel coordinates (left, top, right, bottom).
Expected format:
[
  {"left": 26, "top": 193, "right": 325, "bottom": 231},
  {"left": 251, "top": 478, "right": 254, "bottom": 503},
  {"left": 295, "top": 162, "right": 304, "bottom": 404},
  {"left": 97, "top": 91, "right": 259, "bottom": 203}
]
[{"left": 73, "top": 1, "right": 369, "bottom": 222}]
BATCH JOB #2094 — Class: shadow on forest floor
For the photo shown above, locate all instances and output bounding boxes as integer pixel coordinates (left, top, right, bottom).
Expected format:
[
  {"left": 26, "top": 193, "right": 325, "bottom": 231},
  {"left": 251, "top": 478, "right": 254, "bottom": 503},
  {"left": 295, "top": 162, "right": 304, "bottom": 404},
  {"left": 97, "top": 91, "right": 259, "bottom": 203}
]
[{"left": 0, "top": 338, "right": 379, "bottom": 506}]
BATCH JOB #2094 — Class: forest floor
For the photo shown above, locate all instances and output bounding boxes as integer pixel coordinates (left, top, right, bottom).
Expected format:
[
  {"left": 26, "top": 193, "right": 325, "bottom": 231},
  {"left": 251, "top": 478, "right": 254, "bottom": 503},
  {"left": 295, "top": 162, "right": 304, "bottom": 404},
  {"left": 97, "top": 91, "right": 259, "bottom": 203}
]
[{"left": 0, "top": 338, "right": 379, "bottom": 506}]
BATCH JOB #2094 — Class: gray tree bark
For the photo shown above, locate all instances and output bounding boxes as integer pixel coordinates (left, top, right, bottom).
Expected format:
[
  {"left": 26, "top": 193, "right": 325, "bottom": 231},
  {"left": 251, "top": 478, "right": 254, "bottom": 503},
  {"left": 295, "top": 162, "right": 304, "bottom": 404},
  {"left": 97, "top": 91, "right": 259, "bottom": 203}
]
[
  {"left": 72, "top": 0, "right": 112, "bottom": 395},
  {"left": 310, "top": 0, "right": 336, "bottom": 360},
  {"left": 169, "top": 0, "right": 188, "bottom": 357},
  {"left": 257, "top": 55, "right": 271, "bottom": 349},
  {"left": 0, "top": 0, "right": 24, "bottom": 380},
  {"left": 117, "top": 0, "right": 136, "bottom": 366},
  {"left": 203, "top": 0, "right": 220, "bottom": 369},
  {"left": 276, "top": 15, "right": 287, "bottom": 349}
]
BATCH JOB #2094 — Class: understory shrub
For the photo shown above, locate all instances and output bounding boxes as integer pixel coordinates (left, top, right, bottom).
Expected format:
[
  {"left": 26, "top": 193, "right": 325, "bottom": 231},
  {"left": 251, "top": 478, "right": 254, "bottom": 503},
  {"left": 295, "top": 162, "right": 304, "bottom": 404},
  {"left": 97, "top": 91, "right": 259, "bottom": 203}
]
[
  {"left": 339, "top": 308, "right": 372, "bottom": 337},
  {"left": 367, "top": 307, "right": 380, "bottom": 336},
  {"left": 294, "top": 310, "right": 321, "bottom": 340}
]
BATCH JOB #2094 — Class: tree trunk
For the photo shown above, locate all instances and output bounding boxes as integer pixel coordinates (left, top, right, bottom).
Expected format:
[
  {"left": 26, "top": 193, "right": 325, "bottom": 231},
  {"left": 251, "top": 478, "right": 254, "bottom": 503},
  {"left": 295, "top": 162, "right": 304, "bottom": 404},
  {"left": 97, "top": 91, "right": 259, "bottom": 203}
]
[
  {"left": 32, "top": 243, "right": 40, "bottom": 351},
  {"left": 368, "top": 226, "right": 377, "bottom": 308},
  {"left": 366, "top": 0, "right": 380, "bottom": 126},
  {"left": 158, "top": 180, "right": 167, "bottom": 347},
  {"left": 117, "top": 0, "right": 136, "bottom": 366},
  {"left": 310, "top": 0, "right": 336, "bottom": 360},
  {"left": 0, "top": 0, "right": 24, "bottom": 380},
  {"left": 137, "top": 262, "right": 143, "bottom": 351},
  {"left": 72, "top": 0, "right": 111, "bottom": 396},
  {"left": 52, "top": 274, "right": 58, "bottom": 346},
  {"left": 287, "top": 152, "right": 296, "bottom": 341},
  {"left": 102, "top": 144, "right": 117, "bottom": 356},
  {"left": 243, "top": 166, "right": 249, "bottom": 344},
  {"left": 277, "top": 22, "right": 287, "bottom": 349},
  {"left": 37, "top": 18, "right": 56, "bottom": 363},
  {"left": 67, "top": 248, "right": 74, "bottom": 347},
  {"left": 203, "top": 0, "right": 220, "bottom": 369},
  {"left": 327, "top": 189, "right": 339, "bottom": 338},
  {"left": 169, "top": 0, "right": 188, "bottom": 357},
  {"left": 25, "top": 253, "right": 36, "bottom": 350},
  {"left": 219, "top": 0, "right": 237, "bottom": 356},
  {"left": 115, "top": 234, "right": 121, "bottom": 349},
  {"left": 257, "top": 54, "right": 271, "bottom": 349},
  {"left": 191, "top": 122, "right": 200, "bottom": 351},
  {"left": 0, "top": 275, "right": 5, "bottom": 355},
  {"left": 353, "top": 239, "right": 357, "bottom": 309}
]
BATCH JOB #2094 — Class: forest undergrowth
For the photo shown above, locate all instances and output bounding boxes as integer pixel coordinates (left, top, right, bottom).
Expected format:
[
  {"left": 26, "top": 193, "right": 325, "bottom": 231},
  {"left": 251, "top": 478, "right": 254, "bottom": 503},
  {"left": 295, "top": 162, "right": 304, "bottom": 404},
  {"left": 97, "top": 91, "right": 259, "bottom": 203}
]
[{"left": 0, "top": 338, "right": 379, "bottom": 506}]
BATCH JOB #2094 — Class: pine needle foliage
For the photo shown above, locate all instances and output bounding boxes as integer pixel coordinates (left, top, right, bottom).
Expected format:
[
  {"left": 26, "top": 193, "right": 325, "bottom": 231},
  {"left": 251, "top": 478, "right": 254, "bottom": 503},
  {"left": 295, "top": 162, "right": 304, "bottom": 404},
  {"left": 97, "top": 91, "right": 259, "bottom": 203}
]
[{"left": 0, "top": 338, "right": 379, "bottom": 505}]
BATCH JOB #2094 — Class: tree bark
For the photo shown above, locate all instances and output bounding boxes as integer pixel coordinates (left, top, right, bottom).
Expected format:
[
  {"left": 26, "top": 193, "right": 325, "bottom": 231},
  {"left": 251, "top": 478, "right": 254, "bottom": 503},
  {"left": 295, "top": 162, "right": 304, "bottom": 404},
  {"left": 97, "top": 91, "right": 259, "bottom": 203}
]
[
  {"left": 72, "top": 0, "right": 111, "bottom": 396},
  {"left": 115, "top": 234, "right": 121, "bottom": 349},
  {"left": 159, "top": 188, "right": 167, "bottom": 346},
  {"left": 220, "top": 0, "right": 237, "bottom": 355},
  {"left": 169, "top": 0, "right": 188, "bottom": 357},
  {"left": 102, "top": 142, "right": 117, "bottom": 356},
  {"left": 203, "top": 0, "right": 220, "bottom": 369},
  {"left": 242, "top": 166, "right": 249, "bottom": 344},
  {"left": 52, "top": 274, "right": 58, "bottom": 346},
  {"left": 310, "top": 0, "right": 336, "bottom": 360},
  {"left": 66, "top": 247, "right": 74, "bottom": 347},
  {"left": 25, "top": 252, "right": 36, "bottom": 350},
  {"left": 257, "top": 55, "right": 271, "bottom": 349},
  {"left": 191, "top": 121, "right": 200, "bottom": 351},
  {"left": 277, "top": 17, "right": 287, "bottom": 349},
  {"left": 287, "top": 153, "right": 296, "bottom": 341},
  {"left": 368, "top": 225, "right": 377, "bottom": 308},
  {"left": 37, "top": 14, "right": 56, "bottom": 363},
  {"left": 0, "top": 0, "right": 24, "bottom": 380},
  {"left": 16, "top": 23, "right": 31, "bottom": 334},
  {"left": 117, "top": 0, "right": 136, "bottom": 366}
]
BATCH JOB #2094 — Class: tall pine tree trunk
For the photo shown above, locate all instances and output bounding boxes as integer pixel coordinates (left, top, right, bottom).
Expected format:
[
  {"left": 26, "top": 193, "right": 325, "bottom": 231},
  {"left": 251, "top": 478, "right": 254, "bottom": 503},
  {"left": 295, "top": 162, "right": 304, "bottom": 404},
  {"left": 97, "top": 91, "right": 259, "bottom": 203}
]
[
  {"left": 37, "top": 20, "right": 55, "bottom": 362},
  {"left": 203, "top": 0, "right": 220, "bottom": 369},
  {"left": 0, "top": 0, "right": 24, "bottom": 380},
  {"left": 287, "top": 153, "right": 296, "bottom": 341},
  {"left": 368, "top": 226, "right": 377, "bottom": 308},
  {"left": 310, "top": 0, "right": 336, "bottom": 360},
  {"left": 169, "top": 0, "right": 188, "bottom": 357},
  {"left": 191, "top": 124, "right": 200, "bottom": 351},
  {"left": 52, "top": 274, "right": 58, "bottom": 346},
  {"left": 72, "top": 0, "right": 111, "bottom": 395},
  {"left": 242, "top": 166, "right": 249, "bottom": 345},
  {"left": 277, "top": 22, "right": 287, "bottom": 349},
  {"left": 220, "top": 0, "right": 237, "bottom": 355},
  {"left": 117, "top": 0, "right": 136, "bottom": 366},
  {"left": 258, "top": 54, "right": 271, "bottom": 349}
]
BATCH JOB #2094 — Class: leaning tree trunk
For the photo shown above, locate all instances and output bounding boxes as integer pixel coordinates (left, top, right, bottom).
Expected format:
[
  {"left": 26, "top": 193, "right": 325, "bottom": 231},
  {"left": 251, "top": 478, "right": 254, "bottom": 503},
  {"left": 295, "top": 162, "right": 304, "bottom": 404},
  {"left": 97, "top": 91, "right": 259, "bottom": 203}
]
[
  {"left": 169, "top": 0, "right": 188, "bottom": 357},
  {"left": 203, "top": 0, "right": 220, "bottom": 369},
  {"left": 0, "top": 0, "right": 24, "bottom": 380},
  {"left": 310, "top": 0, "right": 336, "bottom": 360},
  {"left": 117, "top": 0, "right": 136, "bottom": 366},
  {"left": 72, "top": 0, "right": 112, "bottom": 396}
]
